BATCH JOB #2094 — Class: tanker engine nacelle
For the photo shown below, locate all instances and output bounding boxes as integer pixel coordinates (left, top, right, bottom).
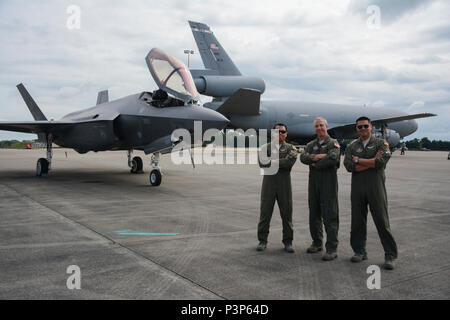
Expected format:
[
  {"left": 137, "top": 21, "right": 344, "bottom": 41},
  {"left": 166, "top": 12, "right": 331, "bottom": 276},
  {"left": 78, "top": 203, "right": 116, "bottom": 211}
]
[
  {"left": 373, "top": 128, "right": 401, "bottom": 147},
  {"left": 194, "top": 76, "right": 266, "bottom": 97}
]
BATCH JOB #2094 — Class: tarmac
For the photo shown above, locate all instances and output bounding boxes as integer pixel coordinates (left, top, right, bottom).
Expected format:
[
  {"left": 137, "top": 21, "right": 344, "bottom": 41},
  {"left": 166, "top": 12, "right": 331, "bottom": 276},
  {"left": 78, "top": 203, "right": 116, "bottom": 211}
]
[{"left": 0, "top": 148, "right": 449, "bottom": 300}]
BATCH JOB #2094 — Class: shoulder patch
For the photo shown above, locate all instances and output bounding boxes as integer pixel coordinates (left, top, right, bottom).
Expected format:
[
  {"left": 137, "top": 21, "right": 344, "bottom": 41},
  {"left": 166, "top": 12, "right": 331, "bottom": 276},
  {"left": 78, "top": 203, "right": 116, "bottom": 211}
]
[
  {"left": 334, "top": 143, "right": 340, "bottom": 148},
  {"left": 384, "top": 141, "right": 389, "bottom": 147}
]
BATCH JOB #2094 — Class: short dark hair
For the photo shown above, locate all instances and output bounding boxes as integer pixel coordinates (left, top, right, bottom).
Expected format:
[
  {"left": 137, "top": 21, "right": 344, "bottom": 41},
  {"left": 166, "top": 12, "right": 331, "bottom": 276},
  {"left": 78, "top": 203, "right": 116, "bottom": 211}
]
[
  {"left": 356, "top": 116, "right": 371, "bottom": 124},
  {"left": 273, "top": 123, "right": 287, "bottom": 131}
]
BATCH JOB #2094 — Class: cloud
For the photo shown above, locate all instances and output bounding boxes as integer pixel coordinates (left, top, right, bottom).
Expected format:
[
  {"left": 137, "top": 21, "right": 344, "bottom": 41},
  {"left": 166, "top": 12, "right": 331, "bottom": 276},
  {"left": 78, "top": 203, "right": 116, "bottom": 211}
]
[
  {"left": 57, "top": 87, "right": 80, "bottom": 98},
  {"left": 407, "top": 106, "right": 450, "bottom": 141},
  {"left": 372, "top": 100, "right": 385, "bottom": 108},
  {"left": 404, "top": 55, "right": 444, "bottom": 65},
  {"left": 408, "top": 101, "right": 426, "bottom": 112}
]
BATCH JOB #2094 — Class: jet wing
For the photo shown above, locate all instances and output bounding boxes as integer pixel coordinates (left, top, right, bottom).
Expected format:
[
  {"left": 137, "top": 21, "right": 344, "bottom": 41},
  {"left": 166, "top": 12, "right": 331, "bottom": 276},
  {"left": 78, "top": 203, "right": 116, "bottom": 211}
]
[
  {"left": 0, "top": 118, "right": 118, "bottom": 135},
  {"left": 328, "top": 113, "right": 437, "bottom": 138},
  {"left": 0, "top": 121, "right": 73, "bottom": 134}
]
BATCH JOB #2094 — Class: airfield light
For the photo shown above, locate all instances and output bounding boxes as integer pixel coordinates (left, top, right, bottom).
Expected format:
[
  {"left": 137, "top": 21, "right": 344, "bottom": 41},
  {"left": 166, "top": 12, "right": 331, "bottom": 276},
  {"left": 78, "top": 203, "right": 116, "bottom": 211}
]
[{"left": 184, "top": 49, "right": 194, "bottom": 68}]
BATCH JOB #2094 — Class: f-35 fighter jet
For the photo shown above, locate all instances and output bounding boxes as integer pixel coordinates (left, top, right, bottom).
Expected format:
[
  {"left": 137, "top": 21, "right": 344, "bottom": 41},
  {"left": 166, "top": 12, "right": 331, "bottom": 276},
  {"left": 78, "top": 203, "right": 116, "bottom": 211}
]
[{"left": 0, "top": 48, "right": 229, "bottom": 186}]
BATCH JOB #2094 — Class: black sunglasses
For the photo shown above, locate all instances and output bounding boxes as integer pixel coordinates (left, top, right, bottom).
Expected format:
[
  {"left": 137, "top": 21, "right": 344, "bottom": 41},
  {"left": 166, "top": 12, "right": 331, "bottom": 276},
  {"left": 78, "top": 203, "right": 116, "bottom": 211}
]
[
  {"left": 357, "top": 124, "right": 370, "bottom": 130},
  {"left": 278, "top": 130, "right": 287, "bottom": 134}
]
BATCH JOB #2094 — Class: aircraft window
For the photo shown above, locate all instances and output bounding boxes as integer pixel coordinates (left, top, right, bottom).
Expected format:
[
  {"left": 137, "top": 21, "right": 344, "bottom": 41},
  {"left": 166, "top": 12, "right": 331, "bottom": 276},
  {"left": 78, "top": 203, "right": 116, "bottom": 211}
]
[
  {"left": 151, "top": 60, "right": 174, "bottom": 86},
  {"left": 151, "top": 59, "right": 194, "bottom": 98}
]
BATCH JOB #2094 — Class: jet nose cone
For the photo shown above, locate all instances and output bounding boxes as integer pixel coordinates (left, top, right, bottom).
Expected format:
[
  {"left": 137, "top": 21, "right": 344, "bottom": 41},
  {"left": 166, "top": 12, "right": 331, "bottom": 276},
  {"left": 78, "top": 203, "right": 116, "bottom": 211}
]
[
  {"left": 199, "top": 107, "right": 229, "bottom": 129},
  {"left": 215, "top": 112, "right": 230, "bottom": 126}
]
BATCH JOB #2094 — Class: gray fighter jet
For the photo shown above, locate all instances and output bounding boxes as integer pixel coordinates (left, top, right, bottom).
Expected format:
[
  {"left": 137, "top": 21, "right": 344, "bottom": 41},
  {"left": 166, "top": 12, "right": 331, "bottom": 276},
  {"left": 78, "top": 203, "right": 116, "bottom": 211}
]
[
  {"left": 188, "top": 21, "right": 436, "bottom": 146},
  {"left": 0, "top": 48, "right": 229, "bottom": 185}
]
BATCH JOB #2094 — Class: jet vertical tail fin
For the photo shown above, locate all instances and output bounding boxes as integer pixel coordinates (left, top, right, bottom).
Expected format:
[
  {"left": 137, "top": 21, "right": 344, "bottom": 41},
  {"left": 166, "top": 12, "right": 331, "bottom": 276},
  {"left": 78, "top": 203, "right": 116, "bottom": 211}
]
[
  {"left": 16, "top": 83, "right": 48, "bottom": 142},
  {"left": 188, "top": 21, "right": 241, "bottom": 76},
  {"left": 96, "top": 90, "right": 109, "bottom": 105},
  {"left": 16, "top": 83, "right": 47, "bottom": 121}
]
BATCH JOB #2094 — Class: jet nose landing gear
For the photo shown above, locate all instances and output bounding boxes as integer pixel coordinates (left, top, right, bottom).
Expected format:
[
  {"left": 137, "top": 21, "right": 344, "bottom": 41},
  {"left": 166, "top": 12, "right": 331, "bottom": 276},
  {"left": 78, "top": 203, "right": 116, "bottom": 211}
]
[
  {"left": 150, "top": 169, "right": 162, "bottom": 186},
  {"left": 149, "top": 152, "right": 162, "bottom": 186},
  {"left": 127, "top": 150, "right": 162, "bottom": 185}
]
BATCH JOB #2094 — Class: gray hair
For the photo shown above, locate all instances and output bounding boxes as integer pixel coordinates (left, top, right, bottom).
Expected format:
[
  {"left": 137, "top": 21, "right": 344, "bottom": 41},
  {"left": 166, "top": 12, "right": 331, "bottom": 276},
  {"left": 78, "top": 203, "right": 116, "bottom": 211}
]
[{"left": 314, "top": 117, "right": 328, "bottom": 126}]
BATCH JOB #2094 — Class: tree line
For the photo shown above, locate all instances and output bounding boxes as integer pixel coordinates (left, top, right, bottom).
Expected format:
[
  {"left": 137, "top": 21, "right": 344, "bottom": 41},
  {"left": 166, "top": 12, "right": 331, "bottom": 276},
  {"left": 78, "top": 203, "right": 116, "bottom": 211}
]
[
  {"left": 404, "top": 138, "right": 450, "bottom": 151},
  {"left": 0, "top": 140, "right": 38, "bottom": 149}
]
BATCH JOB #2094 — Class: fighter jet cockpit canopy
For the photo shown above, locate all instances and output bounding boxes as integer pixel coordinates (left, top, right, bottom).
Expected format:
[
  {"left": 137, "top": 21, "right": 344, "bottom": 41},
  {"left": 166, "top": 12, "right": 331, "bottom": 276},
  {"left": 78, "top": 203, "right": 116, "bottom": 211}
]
[{"left": 145, "top": 48, "right": 200, "bottom": 104}]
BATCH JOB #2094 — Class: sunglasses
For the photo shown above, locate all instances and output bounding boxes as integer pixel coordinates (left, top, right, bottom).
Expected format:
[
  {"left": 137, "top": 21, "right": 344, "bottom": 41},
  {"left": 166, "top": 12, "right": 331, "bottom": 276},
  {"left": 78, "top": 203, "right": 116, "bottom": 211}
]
[
  {"left": 278, "top": 130, "right": 287, "bottom": 134},
  {"left": 357, "top": 124, "right": 370, "bottom": 130}
]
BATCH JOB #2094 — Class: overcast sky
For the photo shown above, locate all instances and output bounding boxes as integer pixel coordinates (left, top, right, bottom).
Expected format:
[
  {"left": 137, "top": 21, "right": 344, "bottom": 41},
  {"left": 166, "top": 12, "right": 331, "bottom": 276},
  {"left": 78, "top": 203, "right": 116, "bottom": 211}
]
[{"left": 0, "top": 0, "right": 449, "bottom": 141}]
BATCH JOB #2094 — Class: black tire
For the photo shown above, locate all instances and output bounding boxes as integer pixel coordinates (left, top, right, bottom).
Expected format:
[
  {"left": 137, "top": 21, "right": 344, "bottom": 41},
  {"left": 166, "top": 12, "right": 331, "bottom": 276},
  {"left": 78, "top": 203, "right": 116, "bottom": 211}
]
[
  {"left": 149, "top": 169, "right": 162, "bottom": 186},
  {"left": 36, "top": 158, "right": 49, "bottom": 177},
  {"left": 130, "top": 156, "right": 143, "bottom": 174}
]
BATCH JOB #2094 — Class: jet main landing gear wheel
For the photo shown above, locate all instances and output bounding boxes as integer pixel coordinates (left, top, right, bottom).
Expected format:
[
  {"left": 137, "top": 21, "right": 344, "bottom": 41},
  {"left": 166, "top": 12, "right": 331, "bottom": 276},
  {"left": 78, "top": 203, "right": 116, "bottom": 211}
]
[
  {"left": 36, "top": 134, "right": 53, "bottom": 177},
  {"left": 36, "top": 158, "right": 49, "bottom": 177},
  {"left": 130, "top": 156, "right": 144, "bottom": 174},
  {"left": 128, "top": 150, "right": 144, "bottom": 174}
]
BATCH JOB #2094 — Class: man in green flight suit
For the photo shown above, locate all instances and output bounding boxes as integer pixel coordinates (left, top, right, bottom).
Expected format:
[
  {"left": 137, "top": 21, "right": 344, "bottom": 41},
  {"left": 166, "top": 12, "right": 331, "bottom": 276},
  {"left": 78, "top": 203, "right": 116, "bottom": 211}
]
[
  {"left": 344, "top": 116, "right": 398, "bottom": 270},
  {"left": 300, "top": 117, "right": 340, "bottom": 261},
  {"left": 257, "top": 123, "right": 298, "bottom": 253}
]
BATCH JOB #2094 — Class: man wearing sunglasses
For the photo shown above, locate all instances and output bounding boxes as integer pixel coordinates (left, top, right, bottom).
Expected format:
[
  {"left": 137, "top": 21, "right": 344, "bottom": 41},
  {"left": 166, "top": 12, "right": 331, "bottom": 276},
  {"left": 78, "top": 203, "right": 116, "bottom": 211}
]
[
  {"left": 257, "top": 123, "right": 298, "bottom": 253},
  {"left": 300, "top": 117, "right": 341, "bottom": 261},
  {"left": 344, "top": 117, "right": 398, "bottom": 270}
]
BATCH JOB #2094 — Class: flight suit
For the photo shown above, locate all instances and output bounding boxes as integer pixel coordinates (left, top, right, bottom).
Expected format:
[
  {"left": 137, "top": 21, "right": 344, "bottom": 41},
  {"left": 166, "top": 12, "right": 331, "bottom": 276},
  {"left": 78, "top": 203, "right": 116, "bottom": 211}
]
[
  {"left": 258, "top": 141, "right": 298, "bottom": 245},
  {"left": 344, "top": 136, "right": 398, "bottom": 259},
  {"left": 300, "top": 136, "right": 340, "bottom": 253}
]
